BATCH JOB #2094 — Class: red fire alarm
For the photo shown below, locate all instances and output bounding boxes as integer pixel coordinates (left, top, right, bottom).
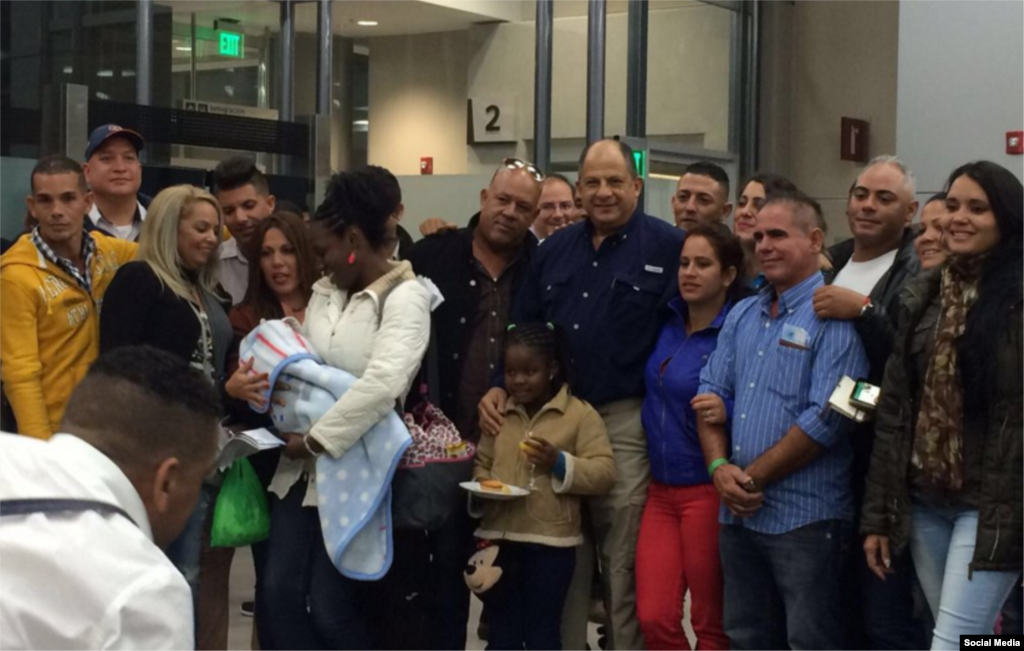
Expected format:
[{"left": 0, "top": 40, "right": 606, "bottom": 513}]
[
  {"left": 420, "top": 157, "right": 433, "bottom": 175},
  {"left": 1007, "top": 131, "right": 1024, "bottom": 155}
]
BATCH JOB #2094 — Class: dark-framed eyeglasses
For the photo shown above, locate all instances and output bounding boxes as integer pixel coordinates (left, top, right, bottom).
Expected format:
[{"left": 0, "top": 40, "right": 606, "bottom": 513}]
[{"left": 502, "top": 157, "right": 546, "bottom": 183}]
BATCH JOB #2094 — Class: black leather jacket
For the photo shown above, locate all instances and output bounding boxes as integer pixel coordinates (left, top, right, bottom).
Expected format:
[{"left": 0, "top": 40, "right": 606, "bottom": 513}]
[
  {"left": 861, "top": 269, "right": 1023, "bottom": 573},
  {"left": 827, "top": 229, "right": 921, "bottom": 383}
]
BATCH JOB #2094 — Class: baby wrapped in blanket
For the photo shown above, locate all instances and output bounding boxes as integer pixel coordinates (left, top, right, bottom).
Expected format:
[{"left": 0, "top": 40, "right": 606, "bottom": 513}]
[{"left": 238, "top": 318, "right": 411, "bottom": 580}]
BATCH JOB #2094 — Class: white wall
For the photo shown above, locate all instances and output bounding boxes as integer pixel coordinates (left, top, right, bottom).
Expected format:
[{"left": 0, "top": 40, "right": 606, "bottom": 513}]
[
  {"left": 368, "top": 4, "right": 732, "bottom": 175},
  {"left": 368, "top": 31, "right": 470, "bottom": 175},
  {"left": 896, "top": 0, "right": 1024, "bottom": 194},
  {"left": 396, "top": 174, "right": 491, "bottom": 237},
  {"left": 644, "top": 176, "right": 682, "bottom": 226},
  {"left": 758, "top": 0, "right": 899, "bottom": 242}
]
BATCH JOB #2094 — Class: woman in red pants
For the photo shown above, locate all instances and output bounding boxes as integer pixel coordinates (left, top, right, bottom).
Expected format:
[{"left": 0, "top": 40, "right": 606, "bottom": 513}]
[{"left": 636, "top": 223, "right": 746, "bottom": 650}]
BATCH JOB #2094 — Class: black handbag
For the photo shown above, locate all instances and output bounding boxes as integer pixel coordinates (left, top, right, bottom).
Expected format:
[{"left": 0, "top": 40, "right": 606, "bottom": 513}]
[
  {"left": 377, "top": 284, "right": 474, "bottom": 531},
  {"left": 391, "top": 328, "right": 475, "bottom": 531}
]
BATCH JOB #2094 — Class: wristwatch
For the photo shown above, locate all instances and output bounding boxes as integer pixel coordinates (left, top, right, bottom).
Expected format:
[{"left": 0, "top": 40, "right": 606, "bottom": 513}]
[{"left": 859, "top": 297, "right": 876, "bottom": 319}]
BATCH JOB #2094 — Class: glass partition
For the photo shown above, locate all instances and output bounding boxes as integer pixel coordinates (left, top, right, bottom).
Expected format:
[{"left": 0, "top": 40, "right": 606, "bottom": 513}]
[{"left": 0, "top": 0, "right": 751, "bottom": 237}]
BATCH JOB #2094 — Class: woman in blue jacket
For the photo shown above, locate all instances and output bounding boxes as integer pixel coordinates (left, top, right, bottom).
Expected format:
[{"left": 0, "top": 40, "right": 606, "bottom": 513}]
[{"left": 636, "top": 222, "right": 746, "bottom": 650}]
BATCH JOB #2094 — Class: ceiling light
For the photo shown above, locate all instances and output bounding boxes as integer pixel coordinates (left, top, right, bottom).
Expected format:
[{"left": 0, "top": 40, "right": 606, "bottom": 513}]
[
  {"left": 357, "top": 20, "right": 378, "bottom": 26},
  {"left": 96, "top": 70, "right": 113, "bottom": 77},
  {"left": 63, "top": 66, "right": 73, "bottom": 74},
  {"left": 176, "top": 46, "right": 192, "bottom": 52}
]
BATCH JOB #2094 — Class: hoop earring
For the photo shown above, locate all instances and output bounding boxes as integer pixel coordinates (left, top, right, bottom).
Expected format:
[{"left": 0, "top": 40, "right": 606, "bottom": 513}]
[{"left": 347, "top": 252, "right": 356, "bottom": 265}]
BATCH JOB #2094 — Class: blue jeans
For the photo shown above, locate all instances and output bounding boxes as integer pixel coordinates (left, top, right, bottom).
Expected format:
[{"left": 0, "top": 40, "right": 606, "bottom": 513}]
[
  {"left": 719, "top": 520, "right": 850, "bottom": 650},
  {"left": 910, "top": 502, "right": 1020, "bottom": 650},
  {"left": 486, "top": 542, "right": 576, "bottom": 651},
  {"left": 256, "top": 481, "right": 369, "bottom": 650},
  {"left": 165, "top": 482, "right": 214, "bottom": 635}
]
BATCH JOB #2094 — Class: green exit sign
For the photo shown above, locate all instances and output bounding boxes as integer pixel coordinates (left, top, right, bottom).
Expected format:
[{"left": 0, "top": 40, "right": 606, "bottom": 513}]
[
  {"left": 218, "top": 31, "right": 243, "bottom": 58},
  {"left": 632, "top": 150, "right": 647, "bottom": 178}
]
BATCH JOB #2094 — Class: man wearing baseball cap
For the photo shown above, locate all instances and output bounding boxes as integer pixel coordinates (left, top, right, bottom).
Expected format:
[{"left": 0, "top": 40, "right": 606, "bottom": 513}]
[{"left": 83, "top": 124, "right": 150, "bottom": 242}]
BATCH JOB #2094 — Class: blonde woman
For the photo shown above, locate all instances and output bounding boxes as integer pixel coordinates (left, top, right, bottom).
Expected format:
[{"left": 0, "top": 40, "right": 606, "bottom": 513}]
[
  {"left": 101, "top": 184, "right": 230, "bottom": 380},
  {"left": 100, "top": 184, "right": 236, "bottom": 649}
]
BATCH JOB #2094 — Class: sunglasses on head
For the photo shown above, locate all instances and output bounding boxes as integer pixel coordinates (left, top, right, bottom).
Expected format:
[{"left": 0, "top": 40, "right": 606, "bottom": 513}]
[{"left": 502, "top": 157, "right": 546, "bottom": 183}]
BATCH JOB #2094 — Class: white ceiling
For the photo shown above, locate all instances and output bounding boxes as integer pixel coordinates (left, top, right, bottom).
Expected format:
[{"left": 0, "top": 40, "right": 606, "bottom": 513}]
[
  {"left": 157, "top": 0, "right": 711, "bottom": 38},
  {"left": 158, "top": 0, "right": 516, "bottom": 38}
]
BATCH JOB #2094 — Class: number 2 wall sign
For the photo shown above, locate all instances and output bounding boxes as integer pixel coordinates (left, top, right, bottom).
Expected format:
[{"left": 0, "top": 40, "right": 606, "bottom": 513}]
[{"left": 468, "top": 96, "right": 518, "bottom": 144}]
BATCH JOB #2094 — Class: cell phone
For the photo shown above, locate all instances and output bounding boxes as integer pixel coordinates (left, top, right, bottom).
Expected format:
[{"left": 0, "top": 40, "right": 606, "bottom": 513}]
[
  {"left": 850, "top": 380, "right": 881, "bottom": 411},
  {"left": 828, "top": 376, "right": 871, "bottom": 423}
]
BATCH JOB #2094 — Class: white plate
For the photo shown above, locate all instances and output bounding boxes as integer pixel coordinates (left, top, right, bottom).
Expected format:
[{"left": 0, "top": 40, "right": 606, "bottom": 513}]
[{"left": 460, "top": 481, "right": 530, "bottom": 500}]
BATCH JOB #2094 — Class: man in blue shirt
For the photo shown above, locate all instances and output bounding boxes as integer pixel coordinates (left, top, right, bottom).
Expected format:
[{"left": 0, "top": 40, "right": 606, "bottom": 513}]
[
  {"left": 694, "top": 192, "right": 868, "bottom": 650},
  {"left": 479, "top": 139, "right": 684, "bottom": 651}
]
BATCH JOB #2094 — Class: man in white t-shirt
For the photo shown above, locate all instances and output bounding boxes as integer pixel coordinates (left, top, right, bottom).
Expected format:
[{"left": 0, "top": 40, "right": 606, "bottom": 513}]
[
  {"left": 0, "top": 345, "right": 221, "bottom": 650},
  {"left": 814, "top": 155, "right": 920, "bottom": 369},
  {"left": 812, "top": 155, "right": 928, "bottom": 650}
]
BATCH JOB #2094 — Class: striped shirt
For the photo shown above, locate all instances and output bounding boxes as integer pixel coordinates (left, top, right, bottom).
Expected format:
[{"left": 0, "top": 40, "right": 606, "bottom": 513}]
[{"left": 698, "top": 272, "right": 869, "bottom": 534}]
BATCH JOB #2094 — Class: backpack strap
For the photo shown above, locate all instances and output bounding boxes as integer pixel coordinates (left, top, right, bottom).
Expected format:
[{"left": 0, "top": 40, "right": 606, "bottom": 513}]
[
  {"left": 0, "top": 498, "right": 138, "bottom": 527},
  {"left": 376, "top": 280, "right": 442, "bottom": 407}
]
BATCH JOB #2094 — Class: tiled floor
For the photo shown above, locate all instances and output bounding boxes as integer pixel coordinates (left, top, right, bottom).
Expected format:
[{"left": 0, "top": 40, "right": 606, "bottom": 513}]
[{"left": 225, "top": 547, "right": 644, "bottom": 651}]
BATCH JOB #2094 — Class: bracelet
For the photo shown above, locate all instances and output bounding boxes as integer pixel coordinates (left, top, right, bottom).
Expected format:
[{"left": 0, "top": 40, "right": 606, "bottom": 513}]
[
  {"left": 707, "top": 457, "right": 729, "bottom": 478},
  {"left": 302, "top": 435, "right": 322, "bottom": 457}
]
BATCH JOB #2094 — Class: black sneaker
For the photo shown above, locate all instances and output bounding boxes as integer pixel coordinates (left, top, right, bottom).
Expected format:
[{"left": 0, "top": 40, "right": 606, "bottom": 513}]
[{"left": 240, "top": 600, "right": 254, "bottom": 618}]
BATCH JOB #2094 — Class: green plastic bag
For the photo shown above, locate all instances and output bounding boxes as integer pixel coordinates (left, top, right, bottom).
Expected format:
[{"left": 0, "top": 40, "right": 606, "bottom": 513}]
[{"left": 210, "top": 458, "right": 270, "bottom": 548}]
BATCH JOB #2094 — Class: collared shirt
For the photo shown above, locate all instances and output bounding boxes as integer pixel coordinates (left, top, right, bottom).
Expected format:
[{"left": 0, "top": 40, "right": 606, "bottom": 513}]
[
  {"left": 0, "top": 433, "right": 193, "bottom": 649},
  {"left": 218, "top": 237, "right": 249, "bottom": 306},
  {"left": 749, "top": 272, "right": 768, "bottom": 292},
  {"left": 642, "top": 297, "right": 731, "bottom": 486},
  {"left": 455, "top": 257, "right": 518, "bottom": 443},
  {"left": 30, "top": 227, "right": 96, "bottom": 294},
  {"left": 698, "top": 272, "right": 869, "bottom": 534},
  {"left": 88, "top": 200, "right": 147, "bottom": 242},
  {"left": 514, "top": 210, "right": 684, "bottom": 406}
]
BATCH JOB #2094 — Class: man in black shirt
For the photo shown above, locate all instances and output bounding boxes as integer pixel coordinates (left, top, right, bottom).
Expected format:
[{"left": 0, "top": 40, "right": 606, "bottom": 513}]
[{"left": 397, "top": 159, "right": 542, "bottom": 650}]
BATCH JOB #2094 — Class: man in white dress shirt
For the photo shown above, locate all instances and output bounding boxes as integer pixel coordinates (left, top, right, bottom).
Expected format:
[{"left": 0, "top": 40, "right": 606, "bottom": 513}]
[
  {"left": 0, "top": 345, "right": 222, "bottom": 649},
  {"left": 211, "top": 156, "right": 277, "bottom": 305}
]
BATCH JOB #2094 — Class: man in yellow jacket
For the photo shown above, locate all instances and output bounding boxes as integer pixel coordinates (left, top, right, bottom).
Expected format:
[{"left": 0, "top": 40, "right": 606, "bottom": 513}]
[{"left": 1, "top": 156, "right": 136, "bottom": 439}]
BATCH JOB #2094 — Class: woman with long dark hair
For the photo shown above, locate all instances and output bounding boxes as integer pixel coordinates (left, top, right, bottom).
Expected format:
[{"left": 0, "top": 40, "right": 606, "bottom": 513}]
[
  {"left": 222, "top": 210, "right": 319, "bottom": 643},
  {"left": 636, "top": 222, "right": 746, "bottom": 650},
  {"left": 226, "top": 210, "right": 319, "bottom": 386},
  {"left": 861, "top": 161, "right": 1023, "bottom": 649}
]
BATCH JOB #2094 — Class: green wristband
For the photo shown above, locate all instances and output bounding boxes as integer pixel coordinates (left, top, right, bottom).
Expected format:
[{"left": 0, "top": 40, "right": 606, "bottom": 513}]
[{"left": 707, "top": 457, "right": 729, "bottom": 478}]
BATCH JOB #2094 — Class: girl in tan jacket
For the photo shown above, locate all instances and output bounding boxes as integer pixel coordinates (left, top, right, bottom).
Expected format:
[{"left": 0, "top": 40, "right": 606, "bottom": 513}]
[{"left": 474, "top": 323, "right": 617, "bottom": 650}]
